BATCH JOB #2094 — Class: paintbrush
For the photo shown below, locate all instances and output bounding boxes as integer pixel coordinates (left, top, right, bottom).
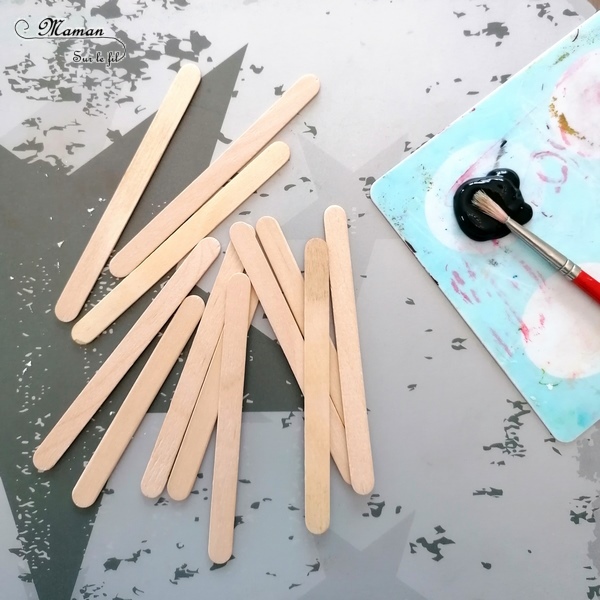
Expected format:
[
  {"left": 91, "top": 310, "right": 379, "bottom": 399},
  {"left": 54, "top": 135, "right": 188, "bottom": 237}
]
[{"left": 472, "top": 190, "right": 600, "bottom": 304}]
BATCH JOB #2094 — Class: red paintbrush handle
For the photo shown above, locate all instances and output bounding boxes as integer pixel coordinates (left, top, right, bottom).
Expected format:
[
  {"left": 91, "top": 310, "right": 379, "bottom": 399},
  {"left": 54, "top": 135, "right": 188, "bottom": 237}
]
[{"left": 573, "top": 270, "right": 600, "bottom": 305}]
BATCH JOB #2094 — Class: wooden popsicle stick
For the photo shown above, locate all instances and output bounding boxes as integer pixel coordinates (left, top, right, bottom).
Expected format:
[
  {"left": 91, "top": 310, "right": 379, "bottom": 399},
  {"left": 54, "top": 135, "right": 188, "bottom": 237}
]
[
  {"left": 324, "top": 205, "right": 374, "bottom": 495},
  {"left": 229, "top": 222, "right": 350, "bottom": 484},
  {"left": 55, "top": 64, "right": 201, "bottom": 323},
  {"left": 304, "top": 239, "right": 330, "bottom": 534},
  {"left": 329, "top": 403, "right": 349, "bottom": 483},
  {"left": 140, "top": 244, "right": 244, "bottom": 498},
  {"left": 71, "top": 237, "right": 219, "bottom": 345},
  {"left": 73, "top": 142, "right": 288, "bottom": 346},
  {"left": 72, "top": 295, "right": 204, "bottom": 508},
  {"left": 168, "top": 290, "right": 258, "bottom": 501},
  {"left": 32, "top": 241, "right": 213, "bottom": 472},
  {"left": 110, "top": 74, "right": 319, "bottom": 278},
  {"left": 208, "top": 273, "right": 251, "bottom": 565},
  {"left": 256, "top": 216, "right": 344, "bottom": 423}
]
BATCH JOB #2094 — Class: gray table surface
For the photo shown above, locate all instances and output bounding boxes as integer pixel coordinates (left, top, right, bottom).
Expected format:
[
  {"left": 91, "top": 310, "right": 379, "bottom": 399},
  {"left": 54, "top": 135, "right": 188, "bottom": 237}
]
[{"left": 1, "top": 1, "right": 599, "bottom": 598}]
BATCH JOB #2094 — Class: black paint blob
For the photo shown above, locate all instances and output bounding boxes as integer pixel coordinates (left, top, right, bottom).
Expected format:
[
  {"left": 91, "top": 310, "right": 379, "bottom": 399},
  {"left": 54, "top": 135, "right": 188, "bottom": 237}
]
[{"left": 453, "top": 168, "right": 532, "bottom": 241}]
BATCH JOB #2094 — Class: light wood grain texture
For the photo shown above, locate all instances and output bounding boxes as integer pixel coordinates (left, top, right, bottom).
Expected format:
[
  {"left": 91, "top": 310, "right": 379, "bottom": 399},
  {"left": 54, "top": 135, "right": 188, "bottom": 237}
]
[
  {"left": 73, "top": 141, "right": 287, "bottom": 346},
  {"left": 32, "top": 241, "right": 212, "bottom": 472},
  {"left": 324, "top": 205, "right": 374, "bottom": 495},
  {"left": 256, "top": 216, "right": 344, "bottom": 423},
  {"left": 167, "top": 290, "right": 258, "bottom": 501},
  {"left": 71, "top": 237, "right": 219, "bottom": 345},
  {"left": 140, "top": 244, "right": 244, "bottom": 498},
  {"left": 229, "top": 222, "right": 350, "bottom": 484},
  {"left": 110, "top": 74, "right": 319, "bottom": 277},
  {"left": 304, "top": 239, "right": 330, "bottom": 534},
  {"left": 208, "top": 273, "right": 251, "bottom": 565},
  {"left": 55, "top": 64, "right": 201, "bottom": 323},
  {"left": 71, "top": 296, "right": 203, "bottom": 508}
]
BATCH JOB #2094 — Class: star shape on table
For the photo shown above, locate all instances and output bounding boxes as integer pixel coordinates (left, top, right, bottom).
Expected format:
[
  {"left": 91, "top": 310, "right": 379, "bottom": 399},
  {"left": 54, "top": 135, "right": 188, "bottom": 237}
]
[
  {"left": 278, "top": 134, "right": 411, "bottom": 300},
  {"left": 0, "top": 43, "right": 292, "bottom": 600},
  {"left": 293, "top": 514, "right": 427, "bottom": 599}
]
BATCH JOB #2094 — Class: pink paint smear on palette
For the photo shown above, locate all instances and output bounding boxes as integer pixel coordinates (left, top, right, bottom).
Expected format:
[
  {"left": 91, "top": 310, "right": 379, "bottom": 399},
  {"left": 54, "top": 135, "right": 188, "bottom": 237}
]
[{"left": 371, "top": 14, "right": 600, "bottom": 442}]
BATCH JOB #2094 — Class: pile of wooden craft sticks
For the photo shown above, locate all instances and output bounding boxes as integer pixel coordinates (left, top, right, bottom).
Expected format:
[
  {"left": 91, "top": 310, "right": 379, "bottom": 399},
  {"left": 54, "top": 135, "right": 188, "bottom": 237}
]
[{"left": 32, "top": 64, "right": 374, "bottom": 564}]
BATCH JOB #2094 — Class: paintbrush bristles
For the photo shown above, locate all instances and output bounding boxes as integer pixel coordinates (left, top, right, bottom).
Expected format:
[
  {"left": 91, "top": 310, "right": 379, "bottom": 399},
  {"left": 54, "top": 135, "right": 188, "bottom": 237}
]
[{"left": 472, "top": 190, "right": 509, "bottom": 223}]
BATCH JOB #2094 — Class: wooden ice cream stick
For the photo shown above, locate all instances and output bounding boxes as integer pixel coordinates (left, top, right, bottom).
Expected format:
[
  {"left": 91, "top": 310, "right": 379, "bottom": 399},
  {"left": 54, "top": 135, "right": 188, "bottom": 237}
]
[
  {"left": 71, "top": 295, "right": 204, "bottom": 508},
  {"left": 304, "top": 239, "right": 330, "bottom": 534},
  {"left": 55, "top": 64, "right": 201, "bottom": 323},
  {"left": 256, "top": 216, "right": 344, "bottom": 423},
  {"left": 32, "top": 241, "right": 213, "bottom": 472},
  {"left": 110, "top": 74, "right": 320, "bottom": 277},
  {"left": 72, "top": 142, "right": 288, "bottom": 345},
  {"left": 208, "top": 273, "right": 251, "bottom": 565},
  {"left": 324, "top": 205, "right": 374, "bottom": 495},
  {"left": 71, "top": 237, "right": 219, "bottom": 345},
  {"left": 167, "top": 290, "right": 258, "bottom": 501},
  {"left": 140, "top": 244, "right": 244, "bottom": 498},
  {"left": 229, "top": 222, "right": 350, "bottom": 484}
]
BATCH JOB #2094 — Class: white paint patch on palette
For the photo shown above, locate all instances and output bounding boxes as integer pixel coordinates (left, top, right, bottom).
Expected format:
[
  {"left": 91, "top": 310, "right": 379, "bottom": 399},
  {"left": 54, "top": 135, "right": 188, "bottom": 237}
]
[
  {"left": 521, "top": 262, "right": 600, "bottom": 379},
  {"left": 548, "top": 50, "right": 600, "bottom": 158},
  {"left": 424, "top": 139, "right": 541, "bottom": 253}
]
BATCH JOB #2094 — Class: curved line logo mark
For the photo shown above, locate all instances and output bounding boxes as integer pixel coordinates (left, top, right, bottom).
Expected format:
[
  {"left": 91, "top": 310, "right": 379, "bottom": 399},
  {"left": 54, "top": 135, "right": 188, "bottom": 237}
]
[{"left": 15, "top": 18, "right": 126, "bottom": 65}]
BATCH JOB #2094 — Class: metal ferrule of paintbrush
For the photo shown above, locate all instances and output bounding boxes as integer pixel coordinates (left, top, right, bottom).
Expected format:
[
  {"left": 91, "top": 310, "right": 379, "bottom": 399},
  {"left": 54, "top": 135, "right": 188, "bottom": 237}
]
[{"left": 504, "top": 217, "right": 581, "bottom": 280}]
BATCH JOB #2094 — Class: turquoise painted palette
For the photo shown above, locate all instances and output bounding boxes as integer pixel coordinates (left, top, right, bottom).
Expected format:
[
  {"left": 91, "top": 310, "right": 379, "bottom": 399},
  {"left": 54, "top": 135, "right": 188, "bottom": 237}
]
[{"left": 371, "top": 13, "right": 600, "bottom": 442}]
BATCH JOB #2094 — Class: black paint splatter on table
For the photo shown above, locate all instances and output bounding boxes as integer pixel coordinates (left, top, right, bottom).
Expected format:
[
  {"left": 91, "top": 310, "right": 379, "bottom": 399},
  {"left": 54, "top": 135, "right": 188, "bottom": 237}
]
[
  {"left": 410, "top": 526, "right": 456, "bottom": 562},
  {"left": 570, "top": 496, "right": 599, "bottom": 525},
  {"left": 473, "top": 487, "right": 503, "bottom": 498},
  {"left": 103, "top": 548, "right": 151, "bottom": 572},
  {"left": 483, "top": 399, "right": 531, "bottom": 463},
  {"left": 170, "top": 563, "right": 199, "bottom": 583}
]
